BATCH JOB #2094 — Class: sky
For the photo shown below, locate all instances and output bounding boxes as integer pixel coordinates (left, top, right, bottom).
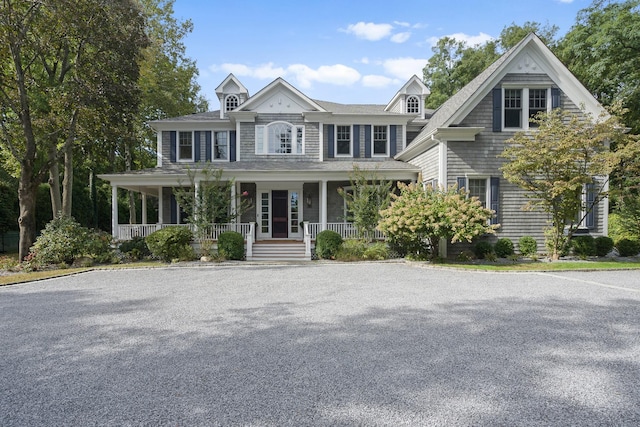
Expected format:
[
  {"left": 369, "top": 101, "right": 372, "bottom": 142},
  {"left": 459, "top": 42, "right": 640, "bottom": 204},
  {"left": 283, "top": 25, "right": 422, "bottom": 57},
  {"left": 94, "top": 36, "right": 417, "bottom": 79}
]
[{"left": 171, "top": 0, "right": 591, "bottom": 106}]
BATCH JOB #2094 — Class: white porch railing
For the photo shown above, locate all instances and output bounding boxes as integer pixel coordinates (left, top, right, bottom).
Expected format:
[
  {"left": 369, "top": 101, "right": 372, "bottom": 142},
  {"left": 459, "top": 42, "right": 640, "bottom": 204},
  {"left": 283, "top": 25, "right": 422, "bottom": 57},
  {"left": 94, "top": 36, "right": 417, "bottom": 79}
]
[
  {"left": 115, "top": 223, "right": 252, "bottom": 241},
  {"left": 307, "top": 223, "right": 386, "bottom": 240}
]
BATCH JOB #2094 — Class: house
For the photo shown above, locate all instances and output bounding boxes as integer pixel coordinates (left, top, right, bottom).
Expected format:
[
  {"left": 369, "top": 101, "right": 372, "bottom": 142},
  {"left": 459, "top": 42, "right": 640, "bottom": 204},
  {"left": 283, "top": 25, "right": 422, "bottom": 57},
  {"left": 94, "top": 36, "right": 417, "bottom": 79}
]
[{"left": 99, "top": 33, "right": 608, "bottom": 260}]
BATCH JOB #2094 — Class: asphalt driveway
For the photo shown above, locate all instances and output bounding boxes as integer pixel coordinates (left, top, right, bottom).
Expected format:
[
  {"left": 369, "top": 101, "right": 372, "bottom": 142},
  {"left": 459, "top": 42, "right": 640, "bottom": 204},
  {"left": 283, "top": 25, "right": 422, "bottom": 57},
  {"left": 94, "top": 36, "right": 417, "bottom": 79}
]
[{"left": 1, "top": 263, "right": 639, "bottom": 426}]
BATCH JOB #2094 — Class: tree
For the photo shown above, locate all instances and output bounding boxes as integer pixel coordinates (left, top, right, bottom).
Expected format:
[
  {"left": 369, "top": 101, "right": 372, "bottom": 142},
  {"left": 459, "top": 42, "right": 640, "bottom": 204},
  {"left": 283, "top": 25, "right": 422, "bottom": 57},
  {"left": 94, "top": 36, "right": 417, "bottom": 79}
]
[
  {"left": 0, "top": 0, "right": 148, "bottom": 260},
  {"left": 378, "top": 181, "right": 496, "bottom": 259},
  {"left": 500, "top": 107, "right": 638, "bottom": 260},
  {"left": 423, "top": 22, "right": 558, "bottom": 109},
  {"left": 337, "top": 165, "right": 393, "bottom": 241}
]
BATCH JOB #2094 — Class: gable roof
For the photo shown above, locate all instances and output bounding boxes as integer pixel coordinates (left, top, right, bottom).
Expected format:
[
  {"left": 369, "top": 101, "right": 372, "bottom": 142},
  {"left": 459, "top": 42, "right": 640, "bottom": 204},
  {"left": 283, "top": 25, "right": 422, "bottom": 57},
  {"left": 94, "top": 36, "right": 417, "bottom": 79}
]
[
  {"left": 235, "top": 77, "right": 327, "bottom": 113},
  {"left": 398, "top": 33, "right": 607, "bottom": 159},
  {"left": 215, "top": 73, "right": 249, "bottom": 96},
  {"left": 385, "top": 75, "right": 430, "bottom": 112}
]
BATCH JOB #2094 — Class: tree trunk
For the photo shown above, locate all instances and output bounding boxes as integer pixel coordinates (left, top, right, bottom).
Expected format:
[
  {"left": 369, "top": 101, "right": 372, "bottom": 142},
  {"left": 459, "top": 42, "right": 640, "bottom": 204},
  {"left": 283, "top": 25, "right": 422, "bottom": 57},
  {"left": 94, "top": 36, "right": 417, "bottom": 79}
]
[
  {"left": 48, "top": 155, "right": 62, "bottom": 217},
  {"left": 18, "top": 173, "right": 38, "bottom": 261},
  {"left": 61, "top": 110, "right": 79, "bottom": 217}
]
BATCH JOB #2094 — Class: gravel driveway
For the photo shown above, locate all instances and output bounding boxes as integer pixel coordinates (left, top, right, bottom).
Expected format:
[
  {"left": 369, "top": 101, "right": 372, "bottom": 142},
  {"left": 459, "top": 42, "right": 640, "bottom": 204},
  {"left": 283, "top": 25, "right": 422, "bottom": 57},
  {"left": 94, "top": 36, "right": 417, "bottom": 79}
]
[{"left": 1, "top": 262, "right": 639, "bottom": 426}]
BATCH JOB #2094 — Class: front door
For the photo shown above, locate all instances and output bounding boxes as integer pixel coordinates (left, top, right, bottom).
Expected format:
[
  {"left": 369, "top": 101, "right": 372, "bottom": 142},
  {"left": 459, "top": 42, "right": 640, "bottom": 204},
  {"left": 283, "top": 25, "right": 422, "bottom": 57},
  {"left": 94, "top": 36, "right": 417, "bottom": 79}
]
[{"left": 272, "top": 190, "right": 288, "bottom": 238}]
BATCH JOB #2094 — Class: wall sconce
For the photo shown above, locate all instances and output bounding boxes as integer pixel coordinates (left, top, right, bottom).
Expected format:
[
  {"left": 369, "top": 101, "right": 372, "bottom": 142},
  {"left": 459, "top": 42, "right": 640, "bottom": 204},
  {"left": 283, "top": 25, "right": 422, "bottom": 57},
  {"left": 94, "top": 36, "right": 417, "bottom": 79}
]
[{"left": 306, "top": 193, "right": 312, "bottom": 208}]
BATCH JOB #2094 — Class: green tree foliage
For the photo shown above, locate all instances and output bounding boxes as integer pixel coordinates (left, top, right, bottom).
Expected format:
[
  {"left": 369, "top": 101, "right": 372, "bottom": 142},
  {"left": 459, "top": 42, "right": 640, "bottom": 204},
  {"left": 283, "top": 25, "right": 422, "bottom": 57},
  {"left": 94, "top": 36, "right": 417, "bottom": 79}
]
[
  {"left": 378, "top": 181, "right": 496, "bottom": 259},
  {"left": 0, "top": 0, "right": 148, "bottom": 260},
  {"left": 337, "top": 165, "right": 392, "bottom": 241},
  {"left": 500, "top": 107, "right": 639, "bottom": 259},
  {"left": 423, "top": 22, "right": 558, "bottom": 109},
  {"left": 217, "top": 231, "right": 244, "bottom": 260},
  {"left": 146, "top": 225, "right": 193, "bottom": 262},
  {"left": 315, "top": 230, "right": 343, "bottom": 260}
]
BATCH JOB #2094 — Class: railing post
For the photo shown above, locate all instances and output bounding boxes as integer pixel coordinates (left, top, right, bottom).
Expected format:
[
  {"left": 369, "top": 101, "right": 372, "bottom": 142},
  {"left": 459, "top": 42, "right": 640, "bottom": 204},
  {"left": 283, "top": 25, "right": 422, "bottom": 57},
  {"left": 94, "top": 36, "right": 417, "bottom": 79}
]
[
  {"left": 304, "top": 222, "right": 311, "bottom": 260},
  {"left": 245, "top": 222, "right": 254, "bottom": 260}
]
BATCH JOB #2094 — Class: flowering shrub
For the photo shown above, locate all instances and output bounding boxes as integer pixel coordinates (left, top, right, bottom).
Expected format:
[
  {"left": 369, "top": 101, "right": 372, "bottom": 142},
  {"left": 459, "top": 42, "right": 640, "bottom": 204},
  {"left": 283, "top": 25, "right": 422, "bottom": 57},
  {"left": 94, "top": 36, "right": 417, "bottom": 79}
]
[
  {"left": 30, "top": 215, "right": 89, "bottom": 265},
  {"left": 378, "top": 182, "right": 497, "bottom": 259}
]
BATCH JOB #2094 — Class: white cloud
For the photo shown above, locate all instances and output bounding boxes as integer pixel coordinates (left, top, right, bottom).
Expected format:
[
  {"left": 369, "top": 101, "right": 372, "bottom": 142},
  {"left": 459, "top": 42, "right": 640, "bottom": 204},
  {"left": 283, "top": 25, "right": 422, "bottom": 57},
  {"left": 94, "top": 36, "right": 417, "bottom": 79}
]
[
  {"left": 287, "top": 64, "right": 361, "bottom": 88},
  {"left": 357, "top": 57, "right": 370, "bottom": 64},
  {"left": 211, "top": 63, "right": 252, "bottom": 76},
  {"left": 426, "top": 32, "right": 494, "bottom": 47},
  {"left": 362, "top": 75, "right": 397, "bottom": 88},
  {"left": 382, "top": 57, "right": 429, "bottom": 80},
  {"left": 557, "top": 0, "right": 574, "bottom": 3},
  {"left": 343, "top": 22, "right": 393, "bottom": 41},
  {"left": 390, "top": 32, "right": 411, "bottom": 43},
  {"left": 393, "top": 21, "right": 410, "bottom": 27}
]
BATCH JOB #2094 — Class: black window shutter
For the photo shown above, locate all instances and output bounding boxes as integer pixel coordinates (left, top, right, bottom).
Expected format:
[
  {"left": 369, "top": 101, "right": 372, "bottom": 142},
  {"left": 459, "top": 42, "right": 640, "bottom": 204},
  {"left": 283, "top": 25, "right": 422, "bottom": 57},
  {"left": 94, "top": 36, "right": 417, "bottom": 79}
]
[
  {"left": 490, "top": 177, "right": 500, "bottom": 225},
  {"left": 364, "top": 125, "right": 371, "bottom": 158},
  {"left": 586, "top": 183, "right": 595, "bottom": 228},
  {"left": 205, "top": 131, "right": 212, "bottom": 161},
  {"left": 492, "top": 88, "right": 502, "bottom": 132},
  {"left": 390, "top": 125, "right": 397, "bottom": 157},
  {"left": 229, "top": 131, "right": 236, "bottom": 162},
  {"left": 457, "top": 177, "right": 467, "bottom": 191},
  {"left": 551, "top": 88, "right": 561, "bottom": 109},
  {"left": 169, "top": 131, "right": 177, "bottom": 162},
  {"left": 170, "top": 194, "right": 177, "bottom": 224},
  {"left": 194, "top": 131, "right": 201, "bottom": 162},
  {"left": 327, "top": 125, "right": 334, "bottom": 158},
  {"left": 353, "top": 125, "right": 360, "bottom": 158}
]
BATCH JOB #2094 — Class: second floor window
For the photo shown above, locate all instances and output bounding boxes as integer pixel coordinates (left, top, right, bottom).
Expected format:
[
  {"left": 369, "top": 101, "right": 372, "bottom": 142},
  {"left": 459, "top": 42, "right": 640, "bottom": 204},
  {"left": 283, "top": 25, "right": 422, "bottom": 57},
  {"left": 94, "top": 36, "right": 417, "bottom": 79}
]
[
  {"left": 255, "top": 122, "right": 304, "bottom": 154},
  {"left": 373, "top": 125, "right": 388, "bottom": 156},
  {"left": 178, "top": 131, "right": 193, "bottom": 161},
  {"left": 336, "top": 125, "right": 351, "bottom": 156},
  {"left": 503, "top": 87, "right": 550, "bottom": 130},
  {"left": 214, "top": 131, "right": 228, "bottom": 160}
]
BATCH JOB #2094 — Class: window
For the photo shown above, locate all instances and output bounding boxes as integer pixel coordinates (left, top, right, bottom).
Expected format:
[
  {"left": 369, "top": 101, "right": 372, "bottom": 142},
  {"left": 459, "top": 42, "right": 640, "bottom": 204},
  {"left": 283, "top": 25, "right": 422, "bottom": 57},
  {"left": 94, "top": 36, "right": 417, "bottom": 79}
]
[
  {"left": 255, "top": 122, "right": 304, "bottom": 154},
  {"left": 504, "top": 89, "right": 522, "bottom": 128},
  {"left": 213, "top": 131, "right": 228, "bottom": 160},
  {"left": 502, "top": 88, "right": 551, "bottom": 130},
  {"left": 336, "top": 125, "right": 351, "bottom": 156},
  {"left": 528, "top": 89, "right": 547, "bottom": 127},
  {"left": 225, "top": 95, "right": 239, "bottom": 112},
  {"left": 373, "top": 125, "right": 388, "bottom": 156},
  {"left": 178, "top": 131, "right": 193, "bottom": 161},
  {"left": 468, "top": 178, "right": 488, "bottom": 207},
  {"left": 407, "top": 96, "right": 420, "bottom": 114}
]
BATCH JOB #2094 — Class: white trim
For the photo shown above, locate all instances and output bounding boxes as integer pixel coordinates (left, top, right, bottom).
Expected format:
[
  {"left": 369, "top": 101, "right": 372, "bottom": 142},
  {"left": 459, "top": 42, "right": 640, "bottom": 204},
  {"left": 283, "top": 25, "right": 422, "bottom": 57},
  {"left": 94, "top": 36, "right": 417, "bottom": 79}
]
[
  {"left": 372, "top": 125, "right": 389, "bottom": 157},
  {"left": 438, "top": 139, "right": 447, "bottom": 185},
  {"left": 156, "top": 132, "right": 162, "bottom": 167},
  {"left": 255, "top": 121, "right": 305, "bottom": 155},
  {"left": 157, "top": 186, "right": 164, "bottom": 224},
  {"left": 502, "top": 87, "right": 552, "bottom": 131},
  {"left": 318, "top": 121, "right": 324, "bottom": 161},
  {"left": 111, "top": 185, "right": 118, "bottom": 238},
  {"left": 212, "top": 130, "right": 230, "bottom": 162},
  {"left": 177, "top": 130, "right": 195, "bottom": 162},
  {"left": 236, "top": 120, "right": 241, "bottom": 161}
]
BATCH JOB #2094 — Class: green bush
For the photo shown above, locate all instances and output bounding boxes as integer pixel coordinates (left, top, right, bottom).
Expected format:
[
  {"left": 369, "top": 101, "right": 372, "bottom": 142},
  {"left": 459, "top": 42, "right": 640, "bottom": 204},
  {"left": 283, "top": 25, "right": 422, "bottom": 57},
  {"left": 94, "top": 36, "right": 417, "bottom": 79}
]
[
  {"left": 518, "top": 236, "right": 538, "bottom": 257},
  {"left": 84, "top": 229, "right": 114, "bottom": 263},
  {"left": 473, "top": 241, "right": 493, "bottom": 259},
  {"left": 363, "top": 242, "right": 389, "bottom": 260},
  {"left": 315, "top": 230, "right": 343, "bottom": 259},
  {"left": 571, "top": 235, "right": 596, "bottom": 258},
  {"left": 494, "top": 238, "right": 514, "bottom": 258},
  {"left": 594, "top": 236, "right": 614, "bottom": 257},
  {"left": 217, "top": 231, "right": 244, "bottom": 260},
  {"left": 146, "top": 226, "right": 194, "bottom": 262},
  {"left": 616, "top": 238, "right": 640, "bottom": 257},
  {"left": 31, "top": 215, "right": 89, "bottom": 265},
  {"left": 387, "top": 235, "right": 431, "bottom": 259},
  {"left": 336, "top": 239, "right": 366, "bottom": 261},
  {"left": 119, "top": 236, "right": 151, "bottom": 260}
]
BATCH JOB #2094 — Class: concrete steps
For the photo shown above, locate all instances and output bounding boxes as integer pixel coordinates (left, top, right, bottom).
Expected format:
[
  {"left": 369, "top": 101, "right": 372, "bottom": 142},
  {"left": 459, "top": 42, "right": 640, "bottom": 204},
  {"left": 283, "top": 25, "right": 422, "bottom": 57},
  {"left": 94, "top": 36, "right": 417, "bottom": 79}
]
[{"left": 248, "top": 241, "right": 310, "bottom": 261}]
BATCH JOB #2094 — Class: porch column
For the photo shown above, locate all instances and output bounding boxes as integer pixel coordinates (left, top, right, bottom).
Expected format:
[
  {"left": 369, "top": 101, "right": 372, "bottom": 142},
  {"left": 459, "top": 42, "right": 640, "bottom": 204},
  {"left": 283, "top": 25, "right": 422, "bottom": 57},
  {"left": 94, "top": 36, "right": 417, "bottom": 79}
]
[
  {"left": 157, "top": 186, "right": 164, "bottom": 224},
  {"left": 194, "top": 179, "right": 200, "bottom": 222},
  {"left": 141, "top": 194, "right": 147, "bottom": 225},
  {"left": 111, "top": 185, "right": 118, "bottom": 238},
  {"left": 320, "top": 179, "right": 327, "bottom": 231}
]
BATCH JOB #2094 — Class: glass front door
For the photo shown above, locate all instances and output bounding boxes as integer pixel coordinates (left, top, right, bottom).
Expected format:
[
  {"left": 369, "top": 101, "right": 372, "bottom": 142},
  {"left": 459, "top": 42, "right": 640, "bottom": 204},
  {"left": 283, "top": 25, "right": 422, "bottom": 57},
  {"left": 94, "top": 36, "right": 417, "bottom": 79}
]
[{"left": 271, "top": 190, "right": 288, "bottom": 238}]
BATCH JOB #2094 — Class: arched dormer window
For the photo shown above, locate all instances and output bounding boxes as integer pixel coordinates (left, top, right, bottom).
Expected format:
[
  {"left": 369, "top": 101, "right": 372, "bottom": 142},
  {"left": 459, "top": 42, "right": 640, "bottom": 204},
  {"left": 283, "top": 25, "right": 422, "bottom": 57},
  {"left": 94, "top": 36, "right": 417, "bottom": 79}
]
[
  {"left": 406, "top": 95, "right": 420, "bottom": 114},
  {"left": 255, "top": 121, "right": 304, "bottom": 154},
  {"left": 225, "top": 94, "right": 239, "bottom": 112}
]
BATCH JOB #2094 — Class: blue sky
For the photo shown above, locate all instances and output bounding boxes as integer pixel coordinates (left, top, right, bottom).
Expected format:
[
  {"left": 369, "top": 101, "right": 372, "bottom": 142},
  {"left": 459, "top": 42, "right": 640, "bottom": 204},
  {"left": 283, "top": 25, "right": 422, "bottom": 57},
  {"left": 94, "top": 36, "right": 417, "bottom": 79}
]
[{"left": 172, "top": 0, "right": 590, "bottom": 106}]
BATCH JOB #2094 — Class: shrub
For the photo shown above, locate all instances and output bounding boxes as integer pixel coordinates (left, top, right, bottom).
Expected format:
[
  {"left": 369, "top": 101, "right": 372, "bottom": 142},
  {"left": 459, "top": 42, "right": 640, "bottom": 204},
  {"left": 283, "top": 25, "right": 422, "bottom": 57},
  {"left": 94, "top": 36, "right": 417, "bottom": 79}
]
[
  {"left": 84, "top": 229, "right": 114, "bottom": 264},
  {"left": 315, "top": 230, "right": 343, "bottom": 259},
  {"left": 31, "top": 215, "right": 89, "bottom": 265},
  {"left": 518, "top": 236, "right": 538, "bottom": 257},
  {"left": 217, "top": 231, "right": 245, "bottom": 260},
  {"left": 571, "top": 235, "right": 596, "bottom": 258},
  {"left": 119, "top": 236, "right": 151, "bottom": 260},
  {"left": 146, "top": 226, "right": 194, "bottom": 262},
  {"left": 594, "top": 236, "right": 614, "bottom": 257},
  {"left": 336, "top": 239, "right": 366, "bottom": 261},
  {"left": 386, "top": 235, "right": 431, "bottom": 259},
  {"left": 494, "top": 238, "right": 515, "bottom": 258},
  {"left": 473, "top": 241, "right": 493, "bottom": 259},
  {"left": 363, "top": 242, "right": 389, "bottom": 260},
  {"left": 616, "top": 238, "right": 640, "bottom": 257}
]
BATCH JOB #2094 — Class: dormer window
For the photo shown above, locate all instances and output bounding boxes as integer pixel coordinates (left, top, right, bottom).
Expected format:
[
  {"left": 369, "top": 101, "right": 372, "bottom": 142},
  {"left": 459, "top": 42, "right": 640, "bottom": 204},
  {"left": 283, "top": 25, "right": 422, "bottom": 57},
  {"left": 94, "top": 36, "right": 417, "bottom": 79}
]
[
  {"left": 407, "top": 96, "right": 420, "bottom": 114},
  {"left": 225, "top": 95, "right": 239, "bottom": 112}
]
